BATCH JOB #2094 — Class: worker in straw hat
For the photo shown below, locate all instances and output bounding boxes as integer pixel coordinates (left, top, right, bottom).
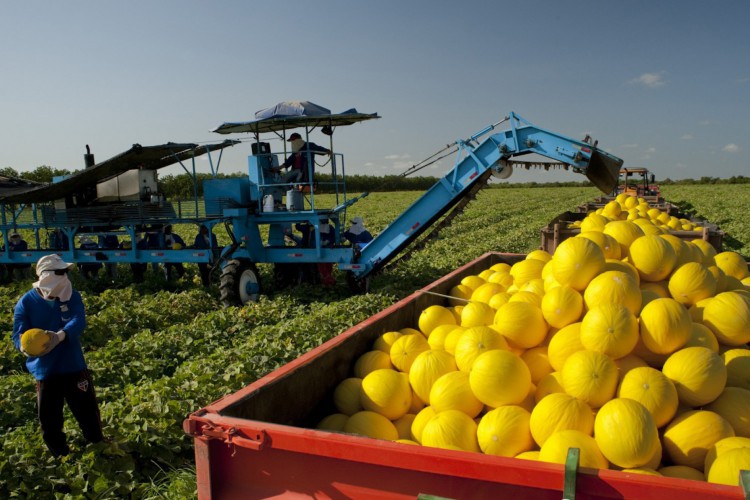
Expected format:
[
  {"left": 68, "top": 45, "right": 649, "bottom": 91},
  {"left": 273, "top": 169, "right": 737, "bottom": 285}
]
[
  {"left": 343, "top": 216, "right": 374, "bottom": 251},
  {"left": 12, "top": 254, "right": 104, "bottom": 457}
]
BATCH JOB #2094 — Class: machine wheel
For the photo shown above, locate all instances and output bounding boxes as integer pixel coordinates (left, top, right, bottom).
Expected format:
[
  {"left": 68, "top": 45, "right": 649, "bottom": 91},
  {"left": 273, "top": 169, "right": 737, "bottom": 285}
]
[
  {"left": 346, "top": 271, "right": 370, "bottom": 295},
  {"left": 220, "top": 259, "right": 261, "bottom": 307}
]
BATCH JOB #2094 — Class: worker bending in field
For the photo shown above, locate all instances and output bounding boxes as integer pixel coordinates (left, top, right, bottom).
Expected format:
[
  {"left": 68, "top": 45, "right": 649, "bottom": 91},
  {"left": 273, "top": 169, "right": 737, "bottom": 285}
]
[
  {"left": 78, "top": 235, "right": 102, "bottom": 280},
  {"left": 12, "top": 254, "right": 103, "bottom": 457},
  {"left": 343, "top": 217, "right": 374, "bottom": 251},
  {"left": 274, "top": 132, "right": 331, "bottom": 186}
]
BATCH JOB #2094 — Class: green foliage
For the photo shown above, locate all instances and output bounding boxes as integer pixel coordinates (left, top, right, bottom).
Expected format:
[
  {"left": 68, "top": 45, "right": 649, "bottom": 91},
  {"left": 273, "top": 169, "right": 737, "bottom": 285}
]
[{"left": 0, "top": 185, "right": 749, "bottom": 497}]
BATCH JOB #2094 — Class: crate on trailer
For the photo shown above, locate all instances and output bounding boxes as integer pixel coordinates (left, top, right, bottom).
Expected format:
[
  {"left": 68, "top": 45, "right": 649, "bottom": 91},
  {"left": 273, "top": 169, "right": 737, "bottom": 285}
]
[{"left": 183, "top": 251, "right": 746, "bottom": 500}]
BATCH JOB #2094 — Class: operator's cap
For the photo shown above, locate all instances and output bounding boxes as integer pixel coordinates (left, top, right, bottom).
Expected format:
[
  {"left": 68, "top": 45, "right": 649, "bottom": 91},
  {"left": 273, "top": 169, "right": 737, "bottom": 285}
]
[
  {"left": 287, "top": 133, "right": 302, "bottom": 141},
  {"left": 351, "top": 217, "right": 364, "bottom": 225},
  {"left": 35, "top": 254, "right": 75, "bottom": 276},
  {"left": 9, "top": 232, "right": 20, "bottom": 238}
]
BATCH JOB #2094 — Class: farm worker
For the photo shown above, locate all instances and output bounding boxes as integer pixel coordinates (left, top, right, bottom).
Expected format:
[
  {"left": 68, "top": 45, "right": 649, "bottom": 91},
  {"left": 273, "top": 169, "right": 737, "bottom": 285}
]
[
  {"left": 8, "top": 232, "right": 32, "bottom": 280},
  {"left": 163, "top": 225, "right": 186, "bottom": 281},
  {"left": 12, "top": 254, "right": 104, "bottom": 457},
  {"left": 275, "top": 132, "right": 331, "bottom": 185},
  {"left": 100, "top": 234, "right": 119, "bottom": 279},
  {"left": 317, "top": 222, "right": 336, "bottom": 287},
  {"left": 78, "top": 235, "right": 102, "bottom": 280},
  {"left": 343, "top": 217, "right": 374, "bottom": 251},
  {"left": 125, "top": 234, "right": 149, "bottom": 283},
  {"left": 49, "top": 228, "right": 70, "bottom": 251},
  {"left": 193, "top": 225, "right": 219, "bottom": 287}
]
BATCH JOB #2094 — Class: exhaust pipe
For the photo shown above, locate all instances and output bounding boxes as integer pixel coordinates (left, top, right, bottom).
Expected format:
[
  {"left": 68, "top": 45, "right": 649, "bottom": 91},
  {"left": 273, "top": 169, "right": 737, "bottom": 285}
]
[{"left": 84, "top": 144, "right": 95, "bottom": 168}]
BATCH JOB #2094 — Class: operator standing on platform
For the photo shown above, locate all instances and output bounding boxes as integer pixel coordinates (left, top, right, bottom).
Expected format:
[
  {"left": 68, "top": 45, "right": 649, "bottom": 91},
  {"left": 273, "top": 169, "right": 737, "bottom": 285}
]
[
  {"left": 275, "top": 132, "right": 331, "bottom": 185},
  {"left": 12, "top": 254, "right": 104, "bottom": 457}
]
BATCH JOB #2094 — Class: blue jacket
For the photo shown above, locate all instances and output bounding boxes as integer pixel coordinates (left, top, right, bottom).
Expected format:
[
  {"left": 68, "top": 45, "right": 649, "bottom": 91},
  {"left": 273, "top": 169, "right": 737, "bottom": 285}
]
[{"left": 13, "top": 288, "right": 87, "bottom": 380}]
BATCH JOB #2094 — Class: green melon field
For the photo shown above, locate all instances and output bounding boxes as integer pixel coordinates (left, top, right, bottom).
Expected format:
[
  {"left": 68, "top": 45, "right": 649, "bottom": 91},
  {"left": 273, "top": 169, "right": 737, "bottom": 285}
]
[{"left": 1, "top": 184, "right": 749, "bottom": 498}]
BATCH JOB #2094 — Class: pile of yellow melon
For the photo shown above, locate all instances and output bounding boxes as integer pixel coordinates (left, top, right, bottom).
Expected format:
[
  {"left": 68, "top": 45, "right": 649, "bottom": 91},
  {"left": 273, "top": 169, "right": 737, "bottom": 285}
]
[
  {"left": 317, "top": 194, "right": 750, "bottom": 487},
  {"left": 568, "top": 193, "right": 705, "bottom": 233}
]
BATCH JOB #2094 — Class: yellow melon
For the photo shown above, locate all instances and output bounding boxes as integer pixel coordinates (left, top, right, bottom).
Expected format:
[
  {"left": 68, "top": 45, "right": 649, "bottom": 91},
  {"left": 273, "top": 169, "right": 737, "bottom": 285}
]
[
  {"left": 510, "top": 258, "right": 546, "bottom": 288},
  {"left": 469, "top": 283, "right": 504, "bottom": 306},
  {"left": 594, "top": 398, "right": 660, "bottom": 469},
  {"left": 668, "top": 262, "right": 717, "bottom": 307},
  {"left": 460, "top": 301, "right": 496, "bottom": 327},
  {"left": 360, "top": 369, "right": 412, "bottom": 420},
  {"left": 390, "top": 334, "right": 430, "bottom": 373},
  {"left": 408, "top": 350, "right": 457, "bottom": 404},
  {"left": 530, "top": 392, "right": 594, "bottom": 447},
  {"left": 477, "top": 406, "right": 534, "bottom": 457},
  {"left": 663, "top": 410, "right": 735, "bottom": 470},
  {"left": 418, "top": 305, "right": 456, "bottom": 337},
  {"left": 707, "top": 447, "right": 750, "bottom": 485},
  {"left": 577, "top": 231, "right": 622, "bottom": 260},
  {"left": 421, "top": 409, "right": 479, "bottom": 452},
  {"left": 333, "top": 377, "right": 364, "bottom": 416},
  {"left": 723, "top": 349, "right": 750, "bottom": 390},
  {"left": 410, "top": 406, "right": 437, "bottom": 443},
  {"left": 344, "top": 411, "right": 399, "bottom": 441},
  {"left": 547, "top": 322, "right": 584, "bottom": 372},
  {"left": 685, "top": 323, "right": 720, "bottom": 353},
  {"left": 354, "top": 350, "right": 394, "bottom": 378},
  {"left": 20, "top": 328, "right": 49, "bottom": 357},
  {"left": 429, "top": 370, "right": 483, "bottom": 418},
  {"left": 628, "top": 235, "right": 677, "bottom": 282},
  {"left": 551, "top": 237, "right": 606, "bottom": 291},
  {"left": 614, "top": 354, "right": 649, "bottom": 382},
  {"left": 535, "top": 371, "right": 565, "bottom": 403},
  {"left": 691, "top": 239, "right": 717, "bottom": 267},
  {"left": 702, "top": 292, "right": 750, "bottom": 346},
  {"left": 449, "top": 284, "right": 474, "bottom": 306},
  {"left": 603, "top": 259, "right": 640, "bottom": 285},
  {"left": 706, "top": 387, "right": 750, "bottom": 438},
  {"left": 539, "top": 429, "right": 609, "bottom": 469},
  {"left": 617, "top": 366, "right": 678, "bottom": 427},
  {"left": 584, "top": 271, "right": 642, "bottom": 316},
  {"left": 521, "top": 346, "right": 553, "bottom": 384},
  {"left": 639, "top": 298, "right": 692, "bottom": 355},
  {"left": 603, "top": 220, "right": 645, "bottom": 257},
  {"left": 662, "top": 347, "right": 727, "bottom": 406},
  {"left": 316, "top": 413, "right": 349, "bottom": 432},
  {"left": 541, "top": 285, "right": 583, "bottom": 329},
  {"left": 470, "top": 349, "right": 531, "bottom": 407},
  {"left": 657, "top": 465, "right": 705, "bottom": 481},
  {"left": 579, "top": 303, "right": 639, "bottom": 359},
  {"left": 493, "top": 301, "right": 548, "bottom": 349},
  {"left": 704, "top": 436, "right": 750, "bottom": 474},
  {"left": 714, "top": 251, "right": 749, "bottom": 281},
  {"left": 454, "top": 326, "right": 508, "bottom": 372},
  {"left": 562, "top": 350, "right": 618, "bottom": 408}
]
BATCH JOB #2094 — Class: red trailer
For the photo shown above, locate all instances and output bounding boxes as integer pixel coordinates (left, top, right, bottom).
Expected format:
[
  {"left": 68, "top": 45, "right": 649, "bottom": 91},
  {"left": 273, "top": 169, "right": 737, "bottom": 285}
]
[{"left": 184, "top": 252, "right": 747, "bottom": 499}]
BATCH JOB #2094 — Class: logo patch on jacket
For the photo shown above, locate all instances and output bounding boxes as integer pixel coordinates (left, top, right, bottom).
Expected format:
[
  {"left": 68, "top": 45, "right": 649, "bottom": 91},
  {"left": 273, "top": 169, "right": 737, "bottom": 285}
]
[{"left": 77, "top": 379, "right": 89, "bottom": 392}]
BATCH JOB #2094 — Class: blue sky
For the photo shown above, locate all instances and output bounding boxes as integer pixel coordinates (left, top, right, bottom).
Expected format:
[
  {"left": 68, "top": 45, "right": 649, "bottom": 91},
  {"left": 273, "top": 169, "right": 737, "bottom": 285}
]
[{"left": 1, "top": 1, "right": 747, "bottom": 185}]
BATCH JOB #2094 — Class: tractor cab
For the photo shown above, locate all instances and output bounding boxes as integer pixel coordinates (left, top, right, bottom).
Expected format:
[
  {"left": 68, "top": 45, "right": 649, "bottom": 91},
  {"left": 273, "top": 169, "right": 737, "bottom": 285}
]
[{"left": 616, "top": 167, "right": 660, "bottom": 200}]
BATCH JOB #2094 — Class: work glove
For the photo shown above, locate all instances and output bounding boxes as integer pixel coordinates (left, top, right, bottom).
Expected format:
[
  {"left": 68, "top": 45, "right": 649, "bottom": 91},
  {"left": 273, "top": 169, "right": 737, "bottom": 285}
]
[{"left": 38, "top": 330, "right": 66, "bottom": 356}]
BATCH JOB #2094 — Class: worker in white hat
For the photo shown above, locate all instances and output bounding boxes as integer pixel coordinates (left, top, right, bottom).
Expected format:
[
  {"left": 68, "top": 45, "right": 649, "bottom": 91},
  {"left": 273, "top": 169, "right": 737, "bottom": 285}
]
[
  {"left": 11, "top": 254, "right": 103, "bottom": 457},
  {"left": 343, "top": 217, "right": 374, "bottom": 251}
]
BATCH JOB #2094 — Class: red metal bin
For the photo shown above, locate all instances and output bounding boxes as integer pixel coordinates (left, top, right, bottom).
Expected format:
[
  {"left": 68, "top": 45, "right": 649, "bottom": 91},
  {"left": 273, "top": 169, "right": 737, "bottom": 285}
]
[{"left": 184, "top": 252, "right": 745, "bottom": 499}]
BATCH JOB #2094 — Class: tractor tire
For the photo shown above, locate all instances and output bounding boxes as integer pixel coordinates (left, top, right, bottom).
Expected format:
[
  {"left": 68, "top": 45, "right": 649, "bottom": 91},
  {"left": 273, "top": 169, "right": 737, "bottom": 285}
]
[{"left": 220, "top": 259, "right": 261, "bottom": 307}]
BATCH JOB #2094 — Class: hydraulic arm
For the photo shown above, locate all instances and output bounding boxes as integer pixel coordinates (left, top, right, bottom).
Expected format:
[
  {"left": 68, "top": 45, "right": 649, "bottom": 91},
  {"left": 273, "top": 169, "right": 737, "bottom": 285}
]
[{"left": 350, "top": 112, "right": 623, "bottom": 278}]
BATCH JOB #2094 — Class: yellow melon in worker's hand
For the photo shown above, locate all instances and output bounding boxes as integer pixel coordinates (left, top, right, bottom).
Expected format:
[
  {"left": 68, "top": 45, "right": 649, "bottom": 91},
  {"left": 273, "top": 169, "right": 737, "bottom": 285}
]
[
  {"left": 408, "top": 350, "right": 457, "bottom": 404},
  {"left": 477, "top": 405, "right": 534, "bottom": 457},
  {"left": 639, "top": 298, "right": 692, "bottom": 355},
  {"left": 668, "top": 262, "right": 717, "bottom": 307},
  {"left": 541, "top": 285, "right": 583, "bottom": 329},
  {"left": 561, "top": 350, "right": 618, "bottom": 408},
  {"left": 628, "top": 234, "right": 677, "bottom": 282},
  {"left": 530, "top": 392, "right": 594, "bottom": 447},
  {"left": 594, "top": 398, "right": 660, "bottom": 469},
  {"left": 662, "top": 347, "right": 727, "bottom": 407},
  {"left": 429, "top": 370, "right": 483, "bottom": 418},
  {"left": 470, "top": 349, "right": 531, "bottom": 408},
  {"left": 702, "top": 292, "right": 750, "bottom": 346},
  {"left": 539, "top": 429, "right": 609, "bottom": 469},
  {"left": 617, "top": 366, "right": 678, "bottom": 428},
  {"left": 579, "top": 303, "right": 639, "bottom": 360},
  {"left": 20, "top": 328, "right": 50, "bottom": 357},
  {"left": 664, "top": 410, "right": 735, "bottom": 470},
  {"left": 551, "top": 237, "right": 605, "bottom": 291},
  {"left": 421, "top": 409, "right": 479, "bottom": 452},
  {"left": 360, "top": 369, "right": 412, "bottom": 420}
]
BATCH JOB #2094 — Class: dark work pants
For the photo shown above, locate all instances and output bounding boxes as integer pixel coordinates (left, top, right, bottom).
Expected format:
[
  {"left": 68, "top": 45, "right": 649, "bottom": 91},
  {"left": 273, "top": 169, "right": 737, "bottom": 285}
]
[{"left": 36, "top": 370, "right": 103, "bottom": 456}]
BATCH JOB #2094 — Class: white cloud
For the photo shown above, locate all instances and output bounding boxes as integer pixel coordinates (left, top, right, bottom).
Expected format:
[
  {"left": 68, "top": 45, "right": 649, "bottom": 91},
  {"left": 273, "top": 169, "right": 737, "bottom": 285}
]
[
  {"left": 629, "top": 72, "right": 666, "bottom": 87},
  {"left": 722, "top": 143, "right": 740, "bottom": 153},
  {"left": 620, "top": 143, "right": 639, "bottom": 149},
  {"left": 680, "top": 134, "right": 693, "bottom": 140},
  {"left": 384, "top": 154, "right": 410, "bottom": 160}
]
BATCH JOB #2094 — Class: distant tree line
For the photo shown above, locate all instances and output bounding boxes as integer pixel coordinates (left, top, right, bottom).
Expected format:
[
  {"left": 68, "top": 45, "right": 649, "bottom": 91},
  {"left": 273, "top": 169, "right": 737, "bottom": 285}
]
[{"left": 2, "top": 166, "right": 749, "bottom": 199}]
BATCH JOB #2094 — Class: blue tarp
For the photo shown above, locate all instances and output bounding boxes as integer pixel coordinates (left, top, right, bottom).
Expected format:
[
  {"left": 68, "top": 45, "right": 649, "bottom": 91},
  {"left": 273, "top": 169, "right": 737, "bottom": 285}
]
[{"left": 212, "top": 101, "right": 379, "bottom": 135}]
